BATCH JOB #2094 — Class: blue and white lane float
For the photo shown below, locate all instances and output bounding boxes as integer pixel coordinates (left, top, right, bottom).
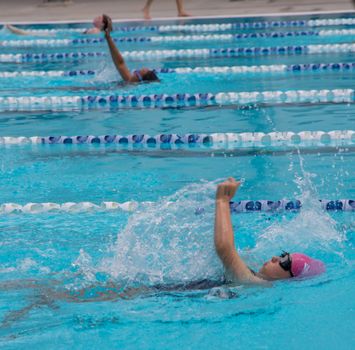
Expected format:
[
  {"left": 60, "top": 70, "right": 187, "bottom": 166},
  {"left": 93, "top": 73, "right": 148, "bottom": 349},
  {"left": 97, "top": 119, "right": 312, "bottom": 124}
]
[
  {"left": 136, "top": 18, "right": 355, "bottom": 32},
  {"left": 1, "top": 43, "right": 354, "bottom": 63},
  {"left": 2, "top": 29, "right": 355, "bottom": 47},
  {"left": 0, "top": 70, "right": 95, "bottom": 78},
  {"left": 1, "top": 62, "right": 353, "bottom": 79},
  {"left": 0, "top": 199, "right": 353, "bottom": 214},
  {"left": 22, "top": 18, "right": 355, "bottom": 34},
  {"left": 1, "top": 130, "right": 354, "bottom": 148},
  {"left": 164, "top": 62, "right": 355, "bottom": 74},
  {"left": 0, "top": 89, "right": 353, "bottom": 111}
]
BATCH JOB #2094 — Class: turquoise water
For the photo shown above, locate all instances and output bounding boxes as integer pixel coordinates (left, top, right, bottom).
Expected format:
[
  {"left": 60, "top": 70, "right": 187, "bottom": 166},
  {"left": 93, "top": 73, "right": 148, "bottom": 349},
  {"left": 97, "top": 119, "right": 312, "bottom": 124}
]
[{"left": 0, "top": 13, "right": 354, "bottom": 349}]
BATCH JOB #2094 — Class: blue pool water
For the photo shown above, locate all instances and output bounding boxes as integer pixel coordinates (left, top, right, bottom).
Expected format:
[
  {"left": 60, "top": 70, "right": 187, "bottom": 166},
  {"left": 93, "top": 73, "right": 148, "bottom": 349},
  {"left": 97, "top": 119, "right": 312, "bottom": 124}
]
[{"left": 0, "top": 12, "right": 354, "bottom": 349}]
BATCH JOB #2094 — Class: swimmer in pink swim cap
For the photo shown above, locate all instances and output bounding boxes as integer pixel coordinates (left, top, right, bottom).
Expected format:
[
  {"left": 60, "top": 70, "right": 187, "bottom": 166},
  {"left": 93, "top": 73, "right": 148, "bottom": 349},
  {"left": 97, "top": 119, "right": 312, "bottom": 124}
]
[
  {"left": 102, "top": 14, "right": 159, "bottom": 83},
  {"left": 214, "top": 178, "right": 326, "bottom": 284}
]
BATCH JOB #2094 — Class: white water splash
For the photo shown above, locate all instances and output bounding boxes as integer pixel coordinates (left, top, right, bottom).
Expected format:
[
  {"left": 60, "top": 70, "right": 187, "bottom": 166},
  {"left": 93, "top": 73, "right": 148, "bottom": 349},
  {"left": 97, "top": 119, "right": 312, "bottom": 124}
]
[
  {"left": 91, "top": 60, "right": 120, "bottom": 84},
  {"left": 75, "top": 153, "right": 345, "bottom": 286},
  {"left": 101, "top": 180, "right": 223, "bottom": 285},
  {"left": 72, "top": 248, "right": 97, "bottom": 282},
  {"left": 253, "top": 151, "right": 342, "bottom": 262}
]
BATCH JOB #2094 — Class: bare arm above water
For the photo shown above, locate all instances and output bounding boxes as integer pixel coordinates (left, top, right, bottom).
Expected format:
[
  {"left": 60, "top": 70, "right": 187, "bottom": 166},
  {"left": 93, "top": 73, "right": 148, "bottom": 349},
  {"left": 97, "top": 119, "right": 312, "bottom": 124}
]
[
  {"left": 214, "top": 178, "right": 266, "bottom": 285},
  {"left": 103, "top": 15, "right": 132, "bottom": 82}
]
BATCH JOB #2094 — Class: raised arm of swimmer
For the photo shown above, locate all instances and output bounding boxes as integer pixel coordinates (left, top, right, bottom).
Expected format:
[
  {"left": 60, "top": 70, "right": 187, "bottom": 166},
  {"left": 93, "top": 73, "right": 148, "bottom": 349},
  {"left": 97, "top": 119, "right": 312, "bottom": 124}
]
[
  {"left": 102, "top": 15, "right": 159, "bottom": 83},
  {"left": 214, "top": 178, "right": 265, "bottom": 285},
  {"left": 214, "top": 178, "right": 326, "bottom": 284},
  {"left": 102, "top": 15, "right": 131, "bottom": 81}
]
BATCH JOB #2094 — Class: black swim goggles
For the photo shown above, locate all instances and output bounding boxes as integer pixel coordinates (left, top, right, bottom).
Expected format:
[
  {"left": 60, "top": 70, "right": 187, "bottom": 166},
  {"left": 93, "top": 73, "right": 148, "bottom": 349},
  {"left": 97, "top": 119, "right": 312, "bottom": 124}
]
[{"left": 279, "top": 251, "right": 294, "bottom": 277}]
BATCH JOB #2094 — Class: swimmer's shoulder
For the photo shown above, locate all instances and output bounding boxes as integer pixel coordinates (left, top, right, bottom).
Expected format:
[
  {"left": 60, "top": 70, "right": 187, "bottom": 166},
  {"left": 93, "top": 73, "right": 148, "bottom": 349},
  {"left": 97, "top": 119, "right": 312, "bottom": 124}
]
[{"left": 225, "top": 268, "right": 272, "bottom": 287}]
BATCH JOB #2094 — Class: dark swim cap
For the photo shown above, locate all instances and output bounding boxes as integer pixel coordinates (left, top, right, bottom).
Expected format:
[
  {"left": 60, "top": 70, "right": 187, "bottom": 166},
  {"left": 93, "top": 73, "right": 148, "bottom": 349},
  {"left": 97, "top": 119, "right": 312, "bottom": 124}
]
[{"left": 142, "top": 70, "right": 159, "bottom": 82}]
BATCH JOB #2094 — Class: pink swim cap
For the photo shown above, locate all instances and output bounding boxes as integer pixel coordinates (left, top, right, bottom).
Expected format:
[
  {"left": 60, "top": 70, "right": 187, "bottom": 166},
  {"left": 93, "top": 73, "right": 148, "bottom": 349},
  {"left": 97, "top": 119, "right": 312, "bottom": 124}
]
[
  {"left": 93, "top": 15, "right": 104, "bottom": 29},
  {"left": 291, "top": 253, "right": 325, "bottom": 278}
]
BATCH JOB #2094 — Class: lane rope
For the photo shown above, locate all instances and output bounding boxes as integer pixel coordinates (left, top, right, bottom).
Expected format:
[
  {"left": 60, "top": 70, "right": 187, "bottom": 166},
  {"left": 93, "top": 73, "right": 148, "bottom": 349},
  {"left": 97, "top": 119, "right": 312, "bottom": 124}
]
[
  {"left": 1, "top": 43, "right": 354, "bottom": 62},
  {"left": 19, "top": 18, "right": 355, "bottom": 34},
  {"left": 0, "top": 89, "right": 353, "bottom": 111},
  {"left": 0, "top": 199, "right": 353, "bottom": 214},
  {"left": 2, "top": 29, "right": 355, "bottom": 47},
  {"left": 1, "top": 62, "right": 353, "bottom": 79},
  {"left": 1, "top": 130, "right": 354, "bottom": 147},
  {"left": 0, "top": 69, "right": 94, "bottom": 78}
]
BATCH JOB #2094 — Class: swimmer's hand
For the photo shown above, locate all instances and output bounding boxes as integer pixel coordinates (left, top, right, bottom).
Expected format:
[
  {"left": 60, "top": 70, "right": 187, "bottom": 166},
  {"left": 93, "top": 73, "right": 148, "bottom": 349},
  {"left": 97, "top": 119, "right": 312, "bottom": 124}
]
[
  {"left": 102, "top": 14, "right": 113, "bottom": 35},
  {"left": 216, "top": 178, "right": 241, "bottom": 203}
]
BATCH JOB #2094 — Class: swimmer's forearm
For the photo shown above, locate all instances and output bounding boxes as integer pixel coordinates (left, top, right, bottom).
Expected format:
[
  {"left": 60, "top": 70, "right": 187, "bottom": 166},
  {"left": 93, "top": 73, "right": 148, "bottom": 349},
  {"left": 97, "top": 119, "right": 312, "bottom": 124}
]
[
  {"left": 105, "top": 33, "right": 125, "bottom": 67},
  {"left": 104, "top": 33, "right": 131, "bottom": 81},
  {"left": 214, "top": 199, "right": 235, "bottom": 261},
  {"left": 6, "top": 24, "right": 30, "bottom": 36},
  {"left": 214, "top": 199, "right": 255, "bottom": 282}
]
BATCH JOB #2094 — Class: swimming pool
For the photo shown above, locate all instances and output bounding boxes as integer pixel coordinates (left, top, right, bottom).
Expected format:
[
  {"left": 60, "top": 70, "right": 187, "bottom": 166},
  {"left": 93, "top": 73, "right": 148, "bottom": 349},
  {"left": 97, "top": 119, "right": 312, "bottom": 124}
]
[{"left": 0, "top": 12, "right": 354, "bottom": 349}]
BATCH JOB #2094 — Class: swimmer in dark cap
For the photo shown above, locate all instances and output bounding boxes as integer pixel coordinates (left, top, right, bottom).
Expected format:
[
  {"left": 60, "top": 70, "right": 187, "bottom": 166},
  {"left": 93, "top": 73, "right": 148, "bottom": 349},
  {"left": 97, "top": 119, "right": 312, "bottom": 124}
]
[
  {"left": 102, "top": 14, "right": 159, "bottom": 83},
  {"left": 214, "top": 178, "right": 325, "bottom": 284}
]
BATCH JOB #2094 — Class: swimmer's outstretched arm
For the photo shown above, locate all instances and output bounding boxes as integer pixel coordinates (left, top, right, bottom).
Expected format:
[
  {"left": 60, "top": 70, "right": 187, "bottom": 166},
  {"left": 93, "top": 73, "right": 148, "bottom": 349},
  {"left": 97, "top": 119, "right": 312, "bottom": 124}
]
[
  {"left": 214, "top": 178, "right": 265, "bottom": 285},
  {"left": 5, "top": 24, "right": 52, "bottom": 37},
  {"left": 103, "top": 16, "right": 132, "bottom": 82},
  {"left": 6, "top": 24, "right": 31, "bottom": 36}
]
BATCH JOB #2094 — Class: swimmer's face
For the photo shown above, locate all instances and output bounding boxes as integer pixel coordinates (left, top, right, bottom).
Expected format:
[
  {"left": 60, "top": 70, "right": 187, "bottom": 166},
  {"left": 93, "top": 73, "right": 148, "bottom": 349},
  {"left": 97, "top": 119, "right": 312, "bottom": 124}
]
[{"left": 258, "top": 256, "right": 292, "bottom": 280}]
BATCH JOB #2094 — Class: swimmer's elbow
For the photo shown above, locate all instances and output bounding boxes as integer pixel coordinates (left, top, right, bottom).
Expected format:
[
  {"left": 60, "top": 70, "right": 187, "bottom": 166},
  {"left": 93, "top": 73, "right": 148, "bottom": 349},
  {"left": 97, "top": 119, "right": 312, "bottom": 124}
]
[
  {"left": 215, "top": 241, "right": 234, "bottom": 264},
  {"left": 215, "top": 245, "right": 239, "bottom": 273},
  {"left": 117, "top": 65, "right": 131, "bottom": 81}
]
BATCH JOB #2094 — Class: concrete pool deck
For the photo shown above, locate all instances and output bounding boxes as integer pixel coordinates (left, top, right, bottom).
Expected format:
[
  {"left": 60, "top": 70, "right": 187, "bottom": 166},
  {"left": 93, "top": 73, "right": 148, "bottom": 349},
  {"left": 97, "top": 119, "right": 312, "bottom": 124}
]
[{"left": 0, "top": 0, "right": 354, "bottom": 24}]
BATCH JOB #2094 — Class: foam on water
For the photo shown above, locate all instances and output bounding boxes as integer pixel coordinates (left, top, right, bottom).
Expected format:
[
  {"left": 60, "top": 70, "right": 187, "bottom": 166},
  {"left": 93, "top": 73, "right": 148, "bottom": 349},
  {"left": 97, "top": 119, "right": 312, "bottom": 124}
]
[
  {"left": 91, "top": 61, "right": 119, "bottom": 85},
  {"left": 251, "top": 151, "right": 343, "bottom": 268},
  {"left": 101, "top": 180, "right": 222, "bottom": 286},
  {"left": 72, "top": 157, "right": 346, "bottom": 288}
]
